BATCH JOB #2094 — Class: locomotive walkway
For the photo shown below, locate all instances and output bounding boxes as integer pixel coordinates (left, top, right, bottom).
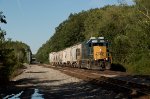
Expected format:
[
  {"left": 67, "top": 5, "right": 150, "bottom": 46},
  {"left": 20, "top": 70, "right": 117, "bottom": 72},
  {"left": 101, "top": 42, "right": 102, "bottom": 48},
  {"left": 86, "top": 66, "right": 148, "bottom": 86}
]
[{"left": 0, "top": 64, "right": 149, "bottom": 99}]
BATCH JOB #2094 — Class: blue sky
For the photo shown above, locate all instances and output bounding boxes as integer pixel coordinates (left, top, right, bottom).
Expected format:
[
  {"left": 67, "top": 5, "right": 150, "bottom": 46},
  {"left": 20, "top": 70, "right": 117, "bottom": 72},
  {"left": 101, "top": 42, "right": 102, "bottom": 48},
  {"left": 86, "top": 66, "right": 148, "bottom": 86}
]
[{"left": 0, "top": 0, "right": 134, "bottom": 54}]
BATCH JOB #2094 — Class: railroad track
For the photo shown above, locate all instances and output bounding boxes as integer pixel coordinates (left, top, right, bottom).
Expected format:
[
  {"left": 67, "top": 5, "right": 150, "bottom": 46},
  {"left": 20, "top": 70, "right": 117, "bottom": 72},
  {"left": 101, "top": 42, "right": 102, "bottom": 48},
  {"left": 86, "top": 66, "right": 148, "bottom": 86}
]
[
  {"left": 41, "top": 64, "right": 150, "bottom": 98},
  {"left": 96, "top": 76, "right": 150, "bottom": 95}
]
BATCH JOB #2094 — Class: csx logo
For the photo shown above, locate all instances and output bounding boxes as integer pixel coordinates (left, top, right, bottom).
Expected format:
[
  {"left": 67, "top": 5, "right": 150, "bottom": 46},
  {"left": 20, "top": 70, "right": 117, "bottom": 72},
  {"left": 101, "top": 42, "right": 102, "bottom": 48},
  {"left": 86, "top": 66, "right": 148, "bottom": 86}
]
[
  {"left": 100, "top": 52, "right": 104, "bottom": 56},
  {"left": 96, "top": 52, "right": 104, "bottom": 56}
]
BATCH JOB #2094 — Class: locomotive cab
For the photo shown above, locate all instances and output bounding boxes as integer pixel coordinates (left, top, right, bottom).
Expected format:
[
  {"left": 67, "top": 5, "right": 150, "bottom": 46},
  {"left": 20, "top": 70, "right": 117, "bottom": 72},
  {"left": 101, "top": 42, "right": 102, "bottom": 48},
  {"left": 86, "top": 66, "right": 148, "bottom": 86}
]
[{"left": 87, "top": 37, "right": 112, "bottom": 70}]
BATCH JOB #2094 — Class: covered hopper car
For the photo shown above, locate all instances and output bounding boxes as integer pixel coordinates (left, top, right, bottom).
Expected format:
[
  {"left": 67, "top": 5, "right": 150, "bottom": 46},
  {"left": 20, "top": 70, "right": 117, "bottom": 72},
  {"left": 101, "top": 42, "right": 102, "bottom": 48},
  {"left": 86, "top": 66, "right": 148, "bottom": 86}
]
[{"left": 49, "top": 37, "right": 112, "bottom": 70}]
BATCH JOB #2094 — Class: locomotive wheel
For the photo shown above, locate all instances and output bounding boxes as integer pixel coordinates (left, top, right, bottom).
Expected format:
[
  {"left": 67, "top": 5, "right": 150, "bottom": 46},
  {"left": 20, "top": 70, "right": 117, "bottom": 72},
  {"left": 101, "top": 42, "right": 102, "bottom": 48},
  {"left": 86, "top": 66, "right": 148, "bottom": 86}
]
[
  {"left": 99, "top": 62, "right": 105, "bottom": 71},
  {"left": 87, "top": 64, "right": 91, "bottom": 69},
  {"left": 106, "top": 62, "right": 111, "bottom": 70},
  {"left": 100, "top": 66, "right": 105, "bottom": 71}
]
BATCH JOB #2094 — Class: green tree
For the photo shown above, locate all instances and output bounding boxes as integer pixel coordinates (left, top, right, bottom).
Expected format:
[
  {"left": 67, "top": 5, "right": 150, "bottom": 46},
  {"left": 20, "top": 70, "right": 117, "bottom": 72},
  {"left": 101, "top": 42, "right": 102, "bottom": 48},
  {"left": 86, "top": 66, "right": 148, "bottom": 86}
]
[
  {"left": 0, "top": 12, "right": 31, "bottom": 84},
  {"left": 36, "top": 2, "right": 150, "bottom": 74}
]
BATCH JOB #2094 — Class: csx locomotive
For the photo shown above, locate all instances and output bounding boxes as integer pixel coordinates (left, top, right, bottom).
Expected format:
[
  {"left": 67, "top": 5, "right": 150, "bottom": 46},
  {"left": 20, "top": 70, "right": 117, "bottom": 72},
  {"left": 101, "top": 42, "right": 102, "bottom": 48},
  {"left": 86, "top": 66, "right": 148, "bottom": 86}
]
[{"left": 49, "top": 37, "right": 112, "bottom": 70}]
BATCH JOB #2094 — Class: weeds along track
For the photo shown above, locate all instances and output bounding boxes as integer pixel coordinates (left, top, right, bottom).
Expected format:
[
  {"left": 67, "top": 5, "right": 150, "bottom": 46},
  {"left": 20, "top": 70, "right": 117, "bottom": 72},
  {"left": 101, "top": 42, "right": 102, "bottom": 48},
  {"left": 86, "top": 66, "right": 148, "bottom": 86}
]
[{"left": 41, "top": 64, "right": 150, "bottom": 97}]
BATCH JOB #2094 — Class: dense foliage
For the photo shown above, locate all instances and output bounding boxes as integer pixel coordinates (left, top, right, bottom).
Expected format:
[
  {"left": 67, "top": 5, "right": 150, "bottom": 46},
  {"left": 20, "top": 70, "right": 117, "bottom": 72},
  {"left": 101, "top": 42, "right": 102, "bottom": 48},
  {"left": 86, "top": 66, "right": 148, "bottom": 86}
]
[
  {"left": 0, "top": 12, "right": 31, "bottom": 83},
  {"left": 36, "top": 0, "right": 150, "bottom": 74}
]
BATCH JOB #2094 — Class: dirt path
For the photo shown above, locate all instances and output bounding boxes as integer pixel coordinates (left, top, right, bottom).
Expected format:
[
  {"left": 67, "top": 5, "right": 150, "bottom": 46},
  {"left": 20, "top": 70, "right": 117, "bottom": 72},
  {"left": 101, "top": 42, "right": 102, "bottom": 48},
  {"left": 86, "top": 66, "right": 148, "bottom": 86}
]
[{"left": 13, "top": 64, "right": 81, "bottom": 87}]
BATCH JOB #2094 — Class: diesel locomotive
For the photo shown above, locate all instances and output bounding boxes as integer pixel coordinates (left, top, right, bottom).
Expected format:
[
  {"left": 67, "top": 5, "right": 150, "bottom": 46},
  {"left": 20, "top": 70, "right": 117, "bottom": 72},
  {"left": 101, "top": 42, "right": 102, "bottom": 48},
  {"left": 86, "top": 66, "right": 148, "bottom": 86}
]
[{"left": 49, "top": 37, "right": 112, "bottom": 70}]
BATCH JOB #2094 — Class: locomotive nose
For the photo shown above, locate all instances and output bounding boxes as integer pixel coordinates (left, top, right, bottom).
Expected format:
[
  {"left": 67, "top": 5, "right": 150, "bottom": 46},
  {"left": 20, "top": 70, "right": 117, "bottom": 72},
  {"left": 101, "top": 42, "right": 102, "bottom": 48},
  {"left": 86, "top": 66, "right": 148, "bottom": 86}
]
[{"left": 100, "top": 49, "right": 102, "bottom": 52}]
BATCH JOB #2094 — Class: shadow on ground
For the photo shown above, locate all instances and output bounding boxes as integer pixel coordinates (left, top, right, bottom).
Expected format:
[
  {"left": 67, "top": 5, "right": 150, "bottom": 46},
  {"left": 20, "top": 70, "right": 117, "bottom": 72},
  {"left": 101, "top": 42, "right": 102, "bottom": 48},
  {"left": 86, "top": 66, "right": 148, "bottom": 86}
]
[
  {"left": 39, "top": 81, "right": 128, "bottom": 99},
  {"left": 25, "top": 71, "right": 48, "bottom": 73},
  {"left": 14, "top": 78, "right": 62, "bottom": 85},
  {"left": 0, "top": 78, "right": 129, "bottom": 99},
  {"left": 111, "top": 63, "right": 126, "bottom": 72},
  {"left": 0, "top": 76, "right": 149, "bottom": 99}
]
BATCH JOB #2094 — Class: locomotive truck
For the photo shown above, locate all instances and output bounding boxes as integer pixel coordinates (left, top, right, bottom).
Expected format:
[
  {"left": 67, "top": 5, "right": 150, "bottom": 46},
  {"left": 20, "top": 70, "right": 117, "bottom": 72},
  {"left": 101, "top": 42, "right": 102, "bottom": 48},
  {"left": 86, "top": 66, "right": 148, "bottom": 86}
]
[{"left": 49, "top": 37, "right": 112, "bottom": 70}]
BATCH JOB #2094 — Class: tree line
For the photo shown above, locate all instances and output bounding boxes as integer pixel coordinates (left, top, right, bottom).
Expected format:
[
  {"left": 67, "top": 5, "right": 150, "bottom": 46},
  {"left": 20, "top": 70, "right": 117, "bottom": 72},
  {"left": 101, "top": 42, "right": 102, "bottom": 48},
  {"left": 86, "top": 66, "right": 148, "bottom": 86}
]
[
  {"left": 36, "top": 0, "right": 150, "bottom": 74},
  {"left": 0, "top": 12, "right": 31, "bottom": 84}
]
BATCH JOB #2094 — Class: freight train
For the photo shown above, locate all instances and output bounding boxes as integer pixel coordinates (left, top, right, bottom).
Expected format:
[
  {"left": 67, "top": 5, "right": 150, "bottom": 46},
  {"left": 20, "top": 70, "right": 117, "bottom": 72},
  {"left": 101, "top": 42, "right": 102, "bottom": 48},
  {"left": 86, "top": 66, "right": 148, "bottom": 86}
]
[{"left": 49, "top": 37, "right": 112, "bottom": 70}]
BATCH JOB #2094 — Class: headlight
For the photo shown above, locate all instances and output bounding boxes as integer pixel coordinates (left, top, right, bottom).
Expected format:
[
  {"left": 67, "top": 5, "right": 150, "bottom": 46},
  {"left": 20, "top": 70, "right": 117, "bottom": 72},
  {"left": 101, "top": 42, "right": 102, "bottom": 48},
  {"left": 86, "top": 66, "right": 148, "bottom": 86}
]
[{"left": 105, "top": 58, "right": 108, "bottom": 60}]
